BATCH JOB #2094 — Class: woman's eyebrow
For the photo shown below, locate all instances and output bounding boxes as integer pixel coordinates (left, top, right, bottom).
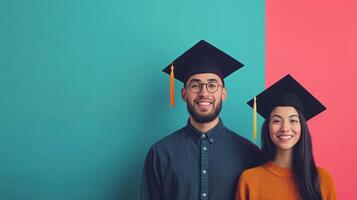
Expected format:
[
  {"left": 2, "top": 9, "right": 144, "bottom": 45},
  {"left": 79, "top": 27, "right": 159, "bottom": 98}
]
[{"left": 271, "top": 115, "right": 282, "bottom": 119}]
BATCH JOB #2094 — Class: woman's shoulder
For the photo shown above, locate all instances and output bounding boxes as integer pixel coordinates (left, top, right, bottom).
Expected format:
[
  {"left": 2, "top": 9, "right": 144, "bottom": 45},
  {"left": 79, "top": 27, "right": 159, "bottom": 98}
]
[
  {"left": 317, "top": 166, "right": 334, "bottom": 182},
  {"left": 241, "top": 164, "right": 267, "bottom": 178},
  {"left": 317, "top": 166, "right": 337, "bottom": 199},
  {"left": 316, "top": 166, "right": 335, "bottom": 189},
  {"left": 238, "top": 165, "right": 266, "bottom": 187}
]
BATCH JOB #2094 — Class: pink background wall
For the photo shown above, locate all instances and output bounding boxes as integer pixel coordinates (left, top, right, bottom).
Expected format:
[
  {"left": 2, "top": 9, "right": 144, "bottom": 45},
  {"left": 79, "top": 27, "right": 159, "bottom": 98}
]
[{"left": 266, "top": 0, "right": 357, "bottom": 199}]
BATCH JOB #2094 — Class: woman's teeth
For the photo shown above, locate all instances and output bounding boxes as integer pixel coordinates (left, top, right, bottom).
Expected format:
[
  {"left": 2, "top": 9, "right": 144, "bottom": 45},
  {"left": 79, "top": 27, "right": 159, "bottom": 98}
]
[{"left": 278, "top": 135, "right": 293, "bottom": 139}]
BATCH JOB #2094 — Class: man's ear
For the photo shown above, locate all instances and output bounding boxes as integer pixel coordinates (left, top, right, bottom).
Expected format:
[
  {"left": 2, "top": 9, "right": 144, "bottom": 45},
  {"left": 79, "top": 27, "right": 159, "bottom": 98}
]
[
  {"left": 181, "top": 88, "right": 187, "bottom": 102},
  {"left": 221, "top": 87, "right": 227, "bottom": 101}
]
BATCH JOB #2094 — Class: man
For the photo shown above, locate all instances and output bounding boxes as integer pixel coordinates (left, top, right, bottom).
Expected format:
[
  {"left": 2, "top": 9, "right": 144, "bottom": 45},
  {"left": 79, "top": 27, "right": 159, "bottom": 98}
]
[{"left": 141, "top": 40, "right": 263, "bottom": 200}]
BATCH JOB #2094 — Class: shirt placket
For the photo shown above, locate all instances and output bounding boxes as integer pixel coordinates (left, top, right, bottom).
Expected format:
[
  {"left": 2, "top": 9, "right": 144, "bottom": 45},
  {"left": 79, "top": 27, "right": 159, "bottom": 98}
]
[{"left": 200, "top": 134, "right": 209, "bottom": 200}]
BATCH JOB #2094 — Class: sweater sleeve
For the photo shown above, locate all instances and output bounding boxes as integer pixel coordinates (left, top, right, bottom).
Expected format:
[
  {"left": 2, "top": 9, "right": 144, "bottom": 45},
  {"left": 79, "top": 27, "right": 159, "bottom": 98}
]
[
  {"left": 318, "top": 167, "right": 337, "bottom": 200},
  {"left": 236, "top": 171, "right": 250, "bottom": 200}
]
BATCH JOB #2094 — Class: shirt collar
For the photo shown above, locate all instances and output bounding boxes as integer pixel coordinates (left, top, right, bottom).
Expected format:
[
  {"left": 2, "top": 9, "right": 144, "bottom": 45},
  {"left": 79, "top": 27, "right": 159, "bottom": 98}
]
[{"left": 185, "top": 118, "right": 225, "bottom": 143}]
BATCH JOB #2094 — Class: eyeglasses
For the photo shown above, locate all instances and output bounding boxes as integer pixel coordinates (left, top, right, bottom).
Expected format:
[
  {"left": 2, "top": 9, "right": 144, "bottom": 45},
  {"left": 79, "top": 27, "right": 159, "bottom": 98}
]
[{"left": 187, "top": 82, "right": 223, "bottom": 93}]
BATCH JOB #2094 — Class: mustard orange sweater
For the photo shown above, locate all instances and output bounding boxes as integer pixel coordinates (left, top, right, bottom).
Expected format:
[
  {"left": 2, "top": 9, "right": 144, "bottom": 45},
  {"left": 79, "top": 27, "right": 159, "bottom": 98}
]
[{"left": 236, "top": 161, "right": 336, "bottom": 200}]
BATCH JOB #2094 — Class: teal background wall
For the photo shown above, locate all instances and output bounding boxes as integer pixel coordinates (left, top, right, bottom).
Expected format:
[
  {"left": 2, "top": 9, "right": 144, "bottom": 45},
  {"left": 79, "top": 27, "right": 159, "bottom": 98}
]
[{"left": 0, "top": 0, "right": 264, "bottom": 199}]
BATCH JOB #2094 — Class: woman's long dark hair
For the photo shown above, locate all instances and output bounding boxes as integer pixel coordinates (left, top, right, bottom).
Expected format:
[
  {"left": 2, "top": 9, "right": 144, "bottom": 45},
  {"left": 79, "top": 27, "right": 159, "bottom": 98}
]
[{"left": 261, "top": 110, "right": 322, "bottom": 200}]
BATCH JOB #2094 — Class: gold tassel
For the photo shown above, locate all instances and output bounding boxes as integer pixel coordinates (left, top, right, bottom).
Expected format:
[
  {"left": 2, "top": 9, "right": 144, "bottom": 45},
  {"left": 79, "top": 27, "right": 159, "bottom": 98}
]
[
  {"left": 170, "top": 63, "right": 175, "bottom": 107},
  {"left": 253, "top": 96, "right": 257, "bottom": 142}
]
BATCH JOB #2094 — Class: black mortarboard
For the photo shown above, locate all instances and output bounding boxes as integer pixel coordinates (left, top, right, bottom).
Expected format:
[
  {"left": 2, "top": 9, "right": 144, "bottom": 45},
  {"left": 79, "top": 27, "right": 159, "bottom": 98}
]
[
  {"left": 247, "top": 74, "right": 326, "bottom": 121},
  {"left": 162, "top": 40, "right": 244, "bottom": 83},
  {"left": 162, "top": 40, "right": 244, "bottom": 106}
]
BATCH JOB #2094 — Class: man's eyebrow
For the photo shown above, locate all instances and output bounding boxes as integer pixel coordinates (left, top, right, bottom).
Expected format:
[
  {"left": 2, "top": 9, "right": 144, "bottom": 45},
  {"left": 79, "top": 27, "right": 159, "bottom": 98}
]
[
  {"left": 207, "top": 79, "right": 219, "bottom": 82},
  {"left": 188, "top": 79, "right": 201, "bottom": 83},
  {"left": 188, "top": 78, "right": 219, "bottom": 83}
]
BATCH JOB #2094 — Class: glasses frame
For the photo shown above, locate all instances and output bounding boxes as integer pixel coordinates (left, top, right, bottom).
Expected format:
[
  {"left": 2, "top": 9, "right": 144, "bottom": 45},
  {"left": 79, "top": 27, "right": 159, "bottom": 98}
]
[{"left": 186, "top": 81, "right": 224, "bottom": 93}]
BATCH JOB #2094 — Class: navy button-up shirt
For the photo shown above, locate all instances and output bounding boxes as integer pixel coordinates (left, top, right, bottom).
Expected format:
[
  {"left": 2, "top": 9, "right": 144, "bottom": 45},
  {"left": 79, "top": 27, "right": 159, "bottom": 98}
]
[{"left": 141, "top": 119, "right": 263, "bottom": 200}]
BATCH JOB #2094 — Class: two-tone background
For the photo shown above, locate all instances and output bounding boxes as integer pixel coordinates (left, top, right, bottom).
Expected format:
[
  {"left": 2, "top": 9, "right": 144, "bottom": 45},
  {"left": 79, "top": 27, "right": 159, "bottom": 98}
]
[{"left": 1, "top": 0, "right": 356, "bottom": 199}]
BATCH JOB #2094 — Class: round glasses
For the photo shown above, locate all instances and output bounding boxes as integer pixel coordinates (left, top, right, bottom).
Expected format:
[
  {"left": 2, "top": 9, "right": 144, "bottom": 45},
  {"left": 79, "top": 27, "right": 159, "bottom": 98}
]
[{"left": 187, "top": 82, "right": 223, "bottom": 93}]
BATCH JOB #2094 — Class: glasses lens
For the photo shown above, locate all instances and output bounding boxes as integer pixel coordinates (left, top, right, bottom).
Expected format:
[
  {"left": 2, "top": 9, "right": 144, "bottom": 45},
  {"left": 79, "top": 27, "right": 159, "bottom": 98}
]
[
  {"left": 189, "top": 82, "right": 201, "bottom": 93},
  {"left": 207, "top": 82, "right": 218, "bottom": 92}
]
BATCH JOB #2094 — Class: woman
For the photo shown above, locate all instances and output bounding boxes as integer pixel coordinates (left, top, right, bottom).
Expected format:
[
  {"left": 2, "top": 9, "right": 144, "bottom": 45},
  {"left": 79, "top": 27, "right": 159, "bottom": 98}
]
[{"left": 236, "top": 74, "right": 336, "bottom": 200}]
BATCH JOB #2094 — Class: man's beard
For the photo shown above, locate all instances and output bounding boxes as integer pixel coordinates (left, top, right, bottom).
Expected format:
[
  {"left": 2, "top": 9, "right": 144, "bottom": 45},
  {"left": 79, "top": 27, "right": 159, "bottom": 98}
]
[{"left": 187, "top": 98, "right": 222, "bottom": 123}]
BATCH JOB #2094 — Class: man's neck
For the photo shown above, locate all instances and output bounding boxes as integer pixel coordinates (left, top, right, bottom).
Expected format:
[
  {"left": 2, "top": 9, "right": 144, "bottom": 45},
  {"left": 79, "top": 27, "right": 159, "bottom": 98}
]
[{"left": 189, "top": 117, "right": 220, "bottom": 133}]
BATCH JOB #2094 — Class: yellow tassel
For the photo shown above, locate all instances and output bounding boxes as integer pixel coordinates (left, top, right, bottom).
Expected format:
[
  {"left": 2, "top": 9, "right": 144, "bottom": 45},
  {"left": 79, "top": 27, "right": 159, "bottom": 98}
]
[
  {"left": 170, "top": 63, "right": 175, "bottom": 107},
  {"left": 253, "top": 96, "right": 257, "bottom": 142}
]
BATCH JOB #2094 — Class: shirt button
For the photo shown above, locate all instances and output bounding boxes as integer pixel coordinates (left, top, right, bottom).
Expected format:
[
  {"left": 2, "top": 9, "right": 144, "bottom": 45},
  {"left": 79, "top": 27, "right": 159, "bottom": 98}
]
[
  {"left": 201, "top": 134, "right": 206, "bottom": 138},
  {"left": 209, "top": 139, "right": 214, "bottom": 142},
  {"left": 202, "top": 193, "right": 207, "bottom": 197},
  {"left": 203, "top": 147, "right": 207, "bottom": 151},
  {"left": 202, "top": 170, "right": 207, "bottom": 174}
]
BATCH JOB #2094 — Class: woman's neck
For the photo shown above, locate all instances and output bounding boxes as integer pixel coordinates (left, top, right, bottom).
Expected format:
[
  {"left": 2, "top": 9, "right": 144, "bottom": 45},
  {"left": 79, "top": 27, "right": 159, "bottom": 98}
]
[{"left": 273, "top": 149, "right": 293, "bottom": 168}]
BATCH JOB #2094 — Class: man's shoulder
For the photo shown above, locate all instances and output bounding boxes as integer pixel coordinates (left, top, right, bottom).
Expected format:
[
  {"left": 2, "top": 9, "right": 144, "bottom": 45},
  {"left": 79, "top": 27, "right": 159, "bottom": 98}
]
[
  {"left": 151, "top": 126, "right": 187, "bottom": 150},
  {"left": 223, "top": 127, "right": 260, "bottom": 151}
]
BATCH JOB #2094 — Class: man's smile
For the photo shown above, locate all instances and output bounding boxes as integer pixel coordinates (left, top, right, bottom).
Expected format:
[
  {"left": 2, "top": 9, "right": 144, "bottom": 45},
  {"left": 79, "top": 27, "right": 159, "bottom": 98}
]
[{"left": 195, "top": 99, "right": 213, "bottom": 110}]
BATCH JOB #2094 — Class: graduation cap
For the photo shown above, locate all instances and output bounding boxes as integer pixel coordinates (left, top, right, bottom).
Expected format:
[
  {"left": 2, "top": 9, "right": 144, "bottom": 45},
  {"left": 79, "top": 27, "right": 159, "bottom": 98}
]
[
  {"left": 247, "top": 74, "right": 326, "bottom": 141},
  {"left": 162, "top": 40, "right": 244, "bottom": 106}
]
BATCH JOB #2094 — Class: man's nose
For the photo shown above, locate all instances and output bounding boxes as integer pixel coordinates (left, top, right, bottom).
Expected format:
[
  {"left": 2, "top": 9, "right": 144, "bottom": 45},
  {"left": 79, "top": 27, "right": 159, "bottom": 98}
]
[{"left": 198, "top": 85, "right": 209, "bottom": 96}]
